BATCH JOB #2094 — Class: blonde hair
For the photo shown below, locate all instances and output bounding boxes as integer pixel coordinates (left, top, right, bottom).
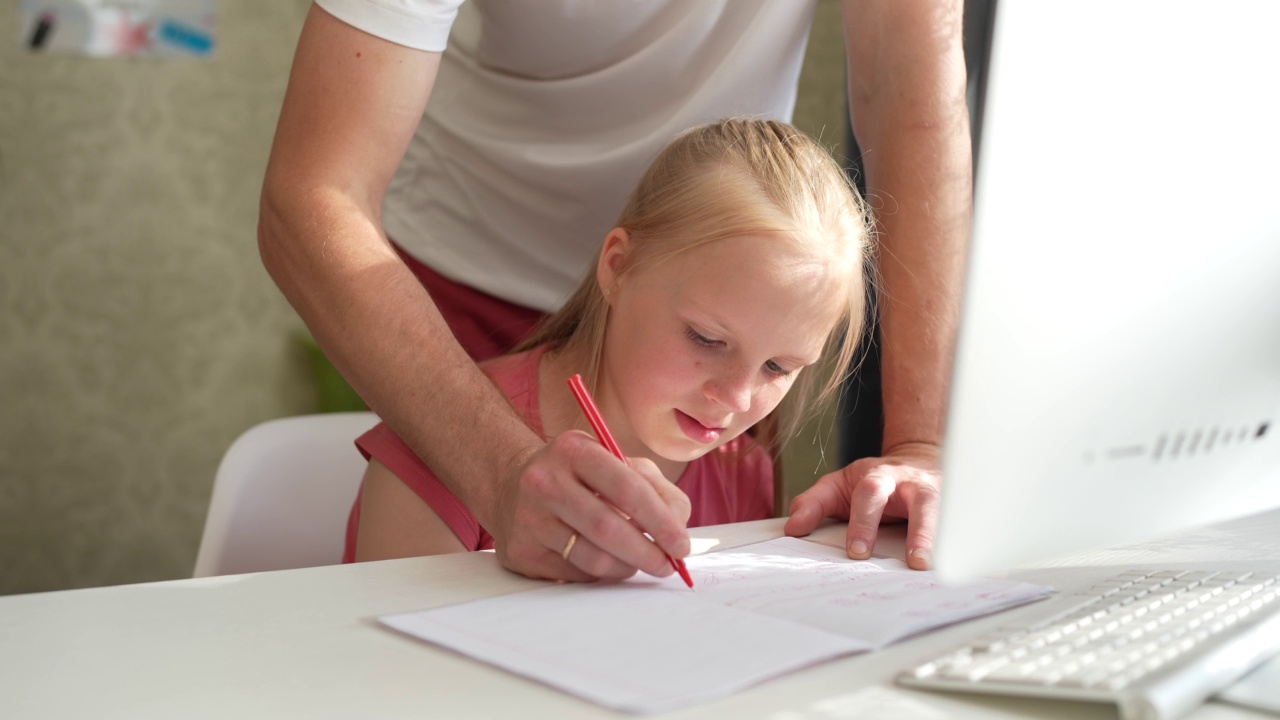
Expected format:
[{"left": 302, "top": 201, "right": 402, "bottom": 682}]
[{"left": 517, "top": 118, "right": 873, "bottom": 448}]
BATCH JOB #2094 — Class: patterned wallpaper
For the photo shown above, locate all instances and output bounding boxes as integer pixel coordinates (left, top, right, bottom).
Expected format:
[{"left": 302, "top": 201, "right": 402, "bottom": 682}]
[
  {"left": 0, "top": 0, "right": 846, "bottom": 595},
  {"left": 0, "top": 1, "right": 316, "bottom": 594}
]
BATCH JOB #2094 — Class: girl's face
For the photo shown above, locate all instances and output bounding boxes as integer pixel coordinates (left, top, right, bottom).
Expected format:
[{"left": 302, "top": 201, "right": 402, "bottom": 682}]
[{"left": 596, "top": 230, "right": 844, "bottom": 465}]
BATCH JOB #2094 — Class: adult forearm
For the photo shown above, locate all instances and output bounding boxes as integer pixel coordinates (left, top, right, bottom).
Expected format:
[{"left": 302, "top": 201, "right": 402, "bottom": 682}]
[
  {"left": 254, "top": 5, "right": 692, "bottom": 579},
  {"left": 844, "top": 0, "right": 972, "bottom": 452},
  {"left": 256, "top": 4, "right": 540, "bottom": 531},
  {"left": 870, "top": 138, "right": 969, "bottom": 452},
  {"left": 258, "top": 192, "right": 540, "bottom": 530}
]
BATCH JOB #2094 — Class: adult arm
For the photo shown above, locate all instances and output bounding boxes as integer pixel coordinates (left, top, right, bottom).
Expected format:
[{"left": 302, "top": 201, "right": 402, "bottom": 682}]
[
  {"left": 259, "top": 4, "right": 689, "bottom": 580},
  {"left": 786, "top": 0, "right": 972, "bottom": 569}
]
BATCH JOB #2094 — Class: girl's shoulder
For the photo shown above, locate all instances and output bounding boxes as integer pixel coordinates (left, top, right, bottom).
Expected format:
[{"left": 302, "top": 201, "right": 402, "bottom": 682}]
[
  {"left": 480, "top": 346, "right": 545, "bottom": 386},
  {"left": 479, "top": 345, "right": 550, "bottom": 433}
]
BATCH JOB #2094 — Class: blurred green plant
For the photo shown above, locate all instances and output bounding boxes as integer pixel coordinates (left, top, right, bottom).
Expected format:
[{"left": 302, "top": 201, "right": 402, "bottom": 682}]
[{"left": 298, "top": 332, "right": 366, "bottom": 413}]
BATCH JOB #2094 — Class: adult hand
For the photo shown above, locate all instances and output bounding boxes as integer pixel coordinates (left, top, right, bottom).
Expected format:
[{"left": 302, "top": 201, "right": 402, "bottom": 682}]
[
  {"left": 491, "top": 430, "right": 692, "bottom": 583},
  {"left": 784, "top": 441, "right": 941, "bottom": 570}
]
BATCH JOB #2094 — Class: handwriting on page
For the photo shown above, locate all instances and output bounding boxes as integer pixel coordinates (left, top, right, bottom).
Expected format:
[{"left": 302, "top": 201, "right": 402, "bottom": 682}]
[
  {"left": 380, "top": 537, "right": 1051, "bottom": 714},
  {"left": 663, "top": 537, "right": 1051, "bottom": 648}
]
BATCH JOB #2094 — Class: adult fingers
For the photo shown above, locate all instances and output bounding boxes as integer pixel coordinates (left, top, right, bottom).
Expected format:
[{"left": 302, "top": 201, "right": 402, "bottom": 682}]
[
  {"left": 902, "top": 479, "right": 941, "bottom": 570},
  {"left": 494, "top": 435, "right": 643, "bottom": 581},
  {"left": 863, "top": 445, "right": 942, "bottom": 568},
  {"left": 629, "top": 456, "right": 692, "bottom": 527},
  {"left": 494, "top": 514, "right": 603, "bottom": 583},
  {"left": 844, "top": 463, "right": 895, "bottom": 560},
  {"left": 563, "top": 436, "right": 690, "bottom": 565},
  {"left": 783, "top": 470, "right": 855, "bottom": 537},
  {"left": 495, "top": 519, "right": 605, "bottom": 584},
  {"left": 558, "top": 529, "right": 640, "bottom": 581},
  {"left": 551, "top": 431, "right": 686, "bottom": 577}
]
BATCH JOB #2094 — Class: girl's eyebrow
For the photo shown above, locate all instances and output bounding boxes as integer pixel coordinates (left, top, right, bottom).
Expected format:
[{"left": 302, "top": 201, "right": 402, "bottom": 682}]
[
  {"left": 684, "top": 305, "right": 734, "bottom": 340},
  {"left": 777, "top": 353, "right": 822, "bottom": 370},
  {"left": 686, "top": 309, "right": 822, "bottom": 368},
  {"left": 686, "top": 311, "right": 729, "bottom": 338}
]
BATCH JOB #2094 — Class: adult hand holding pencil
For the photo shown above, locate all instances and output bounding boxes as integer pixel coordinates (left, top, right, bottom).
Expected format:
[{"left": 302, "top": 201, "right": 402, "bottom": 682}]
[{"left": 567, "top": 374, "right": 694, "bottom": 588}]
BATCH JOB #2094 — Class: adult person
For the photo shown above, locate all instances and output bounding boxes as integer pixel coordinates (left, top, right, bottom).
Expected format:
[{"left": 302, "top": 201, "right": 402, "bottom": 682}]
[{"left": 258, "top": 0, "right": 971, "bottom": 581}]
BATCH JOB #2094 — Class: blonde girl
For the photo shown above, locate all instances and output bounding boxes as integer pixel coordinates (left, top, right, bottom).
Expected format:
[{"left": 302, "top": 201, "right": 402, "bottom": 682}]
[{"left": 346, "top": 118, "right": 872, "bottom": 581}]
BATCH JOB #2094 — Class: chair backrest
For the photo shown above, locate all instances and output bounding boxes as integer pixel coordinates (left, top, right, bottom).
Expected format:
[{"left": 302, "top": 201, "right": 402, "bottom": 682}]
[{"left": 193, "top": 412, "right": 380, "bottom": 577}]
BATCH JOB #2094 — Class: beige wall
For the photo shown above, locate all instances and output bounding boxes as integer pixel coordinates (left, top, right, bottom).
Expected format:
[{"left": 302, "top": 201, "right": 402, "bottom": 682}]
[
  {"left": 0, "top": 0, "right": 847, "bottom": 595},
  {"left": 0, "top": 1, "right": 317, "bottom": 594}
]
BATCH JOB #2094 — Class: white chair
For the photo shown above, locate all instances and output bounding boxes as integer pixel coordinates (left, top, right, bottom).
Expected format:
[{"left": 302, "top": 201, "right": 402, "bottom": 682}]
[{"left": 194, "top": 412, "right": 380, "bottom": 577}]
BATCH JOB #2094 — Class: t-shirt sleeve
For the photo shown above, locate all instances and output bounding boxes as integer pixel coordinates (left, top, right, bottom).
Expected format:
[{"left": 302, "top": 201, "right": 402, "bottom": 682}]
[
  {"left": 354, "top": 421, "right": 487, "bottom": 550},
  {"left": 314, "top": 0, "right": 463, "bottom": 52}
]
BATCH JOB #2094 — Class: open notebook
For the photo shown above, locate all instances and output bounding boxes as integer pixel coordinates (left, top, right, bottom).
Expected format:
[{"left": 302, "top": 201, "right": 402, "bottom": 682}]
[{"left": 379, "top": 537, "right": 1050, "bottom": 714}]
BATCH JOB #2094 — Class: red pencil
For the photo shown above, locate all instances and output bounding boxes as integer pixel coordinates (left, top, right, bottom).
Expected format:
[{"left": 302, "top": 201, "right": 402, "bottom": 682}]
[{"left": 567, "top": 374, "right": 694, "bottom": 589}]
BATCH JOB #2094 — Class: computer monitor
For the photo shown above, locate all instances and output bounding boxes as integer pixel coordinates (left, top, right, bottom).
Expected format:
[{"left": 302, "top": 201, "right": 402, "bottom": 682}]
[{"left": 932, "top": 1, "right": 1280, "bottom": 580}]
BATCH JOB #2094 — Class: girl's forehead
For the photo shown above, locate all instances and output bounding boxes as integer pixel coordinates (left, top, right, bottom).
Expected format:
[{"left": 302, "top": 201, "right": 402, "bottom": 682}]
[
  {"left": 650, "top": 233, "right": 844, "bottom": 287},
  {"left": 634, "top": 234, "right": 850, "bottom": 344}
]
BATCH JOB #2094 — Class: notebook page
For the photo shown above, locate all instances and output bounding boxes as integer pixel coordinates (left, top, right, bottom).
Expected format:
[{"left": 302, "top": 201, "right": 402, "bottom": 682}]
[
  {"left": 381, "top": 581, "right": 869, "bottom": 714},
  {"left": 379, "top": 537, "right": 1051, "bottom": 713},
  {"left": 697, "top": 537, "right": 1053, "bottom": 647}
]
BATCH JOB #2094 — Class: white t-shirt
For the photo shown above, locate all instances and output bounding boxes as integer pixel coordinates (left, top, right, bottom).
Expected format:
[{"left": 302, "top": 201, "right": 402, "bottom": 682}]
[{"left": 315, "top": 0, "right": 818, "bottom": 311}]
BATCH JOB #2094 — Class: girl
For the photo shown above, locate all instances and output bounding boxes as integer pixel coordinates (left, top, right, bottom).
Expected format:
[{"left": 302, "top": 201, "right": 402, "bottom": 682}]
[{"left": 344, "top": 118, "right": 872, "bottom": 579}]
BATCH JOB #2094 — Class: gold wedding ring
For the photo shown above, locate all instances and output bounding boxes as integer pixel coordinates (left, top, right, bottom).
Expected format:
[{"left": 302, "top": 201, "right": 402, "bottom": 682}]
[{"left": 561, "top": 531, "right": 579, "bottom": 562}]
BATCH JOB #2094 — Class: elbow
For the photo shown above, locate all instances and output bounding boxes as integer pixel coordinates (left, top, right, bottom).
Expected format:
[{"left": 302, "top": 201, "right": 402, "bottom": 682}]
[
  {"left": 257, "top": 172, "right": 389, "bottom": 303},
  {"left": 257, "top": 179, "right": 298, "bottom": 290},
  {"left": 257, "top": 184, "right": 282, "bottom": 276}
]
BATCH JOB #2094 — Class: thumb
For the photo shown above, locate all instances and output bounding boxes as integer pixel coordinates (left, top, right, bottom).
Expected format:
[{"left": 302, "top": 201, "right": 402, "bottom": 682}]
[{"left": 784, "top": 475, "right": 848, "bottom": 537}]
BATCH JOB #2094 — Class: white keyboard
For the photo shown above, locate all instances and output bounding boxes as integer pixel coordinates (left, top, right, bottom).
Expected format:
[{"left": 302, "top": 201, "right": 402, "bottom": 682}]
[{"left": 899, "top": 569, "right": 1280, "bottom": 720}]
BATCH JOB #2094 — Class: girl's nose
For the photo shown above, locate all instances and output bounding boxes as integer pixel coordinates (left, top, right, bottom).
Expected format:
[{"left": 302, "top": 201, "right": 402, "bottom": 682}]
[{"left": 705, "top": 366, "right": 753, "bottom": 414}]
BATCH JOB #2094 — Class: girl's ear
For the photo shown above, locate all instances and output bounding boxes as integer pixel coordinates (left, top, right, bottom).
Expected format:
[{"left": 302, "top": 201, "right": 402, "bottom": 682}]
[{"left": 596, "top": 227, "right": 631, "bottom": 303}]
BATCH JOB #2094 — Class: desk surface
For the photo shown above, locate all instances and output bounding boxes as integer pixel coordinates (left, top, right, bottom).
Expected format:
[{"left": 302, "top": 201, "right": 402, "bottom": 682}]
[{"left": 3, "top": 513, "right": 1279, "bottom": 720}]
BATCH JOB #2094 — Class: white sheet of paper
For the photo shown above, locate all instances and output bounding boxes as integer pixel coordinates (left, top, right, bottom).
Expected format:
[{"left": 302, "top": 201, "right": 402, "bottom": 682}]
[
  {"left": 379, "top": 538, "right": 1051, "bottom": 714},
  {"left": 691, "top": 537, "right": 1053, "bottom": 647},
  {"left": 381, "top": 582, "right": 869, "bottom": 714}
]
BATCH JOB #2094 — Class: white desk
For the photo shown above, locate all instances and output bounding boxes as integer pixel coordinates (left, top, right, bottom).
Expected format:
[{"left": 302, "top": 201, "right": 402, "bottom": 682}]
[{"left": 3, "top": 512, "right": 1278, "bottom": 720}]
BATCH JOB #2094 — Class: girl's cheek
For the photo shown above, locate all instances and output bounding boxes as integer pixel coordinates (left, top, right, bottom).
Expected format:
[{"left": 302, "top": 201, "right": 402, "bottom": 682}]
[{"left": 756, "top": 385, "right": 789, "bottom": 418}]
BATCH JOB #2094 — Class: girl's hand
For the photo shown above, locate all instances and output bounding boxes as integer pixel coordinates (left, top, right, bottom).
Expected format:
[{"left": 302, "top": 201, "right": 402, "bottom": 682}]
[
  {"left": 492, "top": 430, "right": 692, "bottom": 582},
  {"left": 783, "top": 442, "right": 941, "bottom": 570}
]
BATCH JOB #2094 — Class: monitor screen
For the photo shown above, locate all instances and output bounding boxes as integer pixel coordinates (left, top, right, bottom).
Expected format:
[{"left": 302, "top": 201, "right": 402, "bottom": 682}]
[{"left": 932, "top": 1, "right": 1280, "bottom": 579}]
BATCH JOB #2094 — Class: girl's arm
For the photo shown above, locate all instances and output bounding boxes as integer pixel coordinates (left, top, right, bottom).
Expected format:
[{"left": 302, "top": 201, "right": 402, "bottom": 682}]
[{"left": 354, "top": 460, "right": 466, "bottom": 560}]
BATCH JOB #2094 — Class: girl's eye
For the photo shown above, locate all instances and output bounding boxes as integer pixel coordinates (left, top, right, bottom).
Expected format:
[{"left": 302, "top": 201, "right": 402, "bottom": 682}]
[
  {"left": 764, "top": 360, "right": 793, "bottom": 378},
  {"left": 685, "top": 327, "right": 719, "bottom": 347}
]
